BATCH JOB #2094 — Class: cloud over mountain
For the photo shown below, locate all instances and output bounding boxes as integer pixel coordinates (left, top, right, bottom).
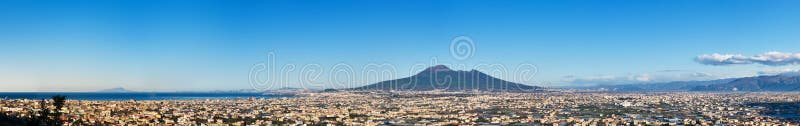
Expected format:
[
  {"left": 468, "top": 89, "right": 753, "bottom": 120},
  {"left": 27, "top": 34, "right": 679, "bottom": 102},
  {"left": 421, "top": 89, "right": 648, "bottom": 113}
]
[{"left": 695, "top": 52, "right": 800, "bottom": 66}]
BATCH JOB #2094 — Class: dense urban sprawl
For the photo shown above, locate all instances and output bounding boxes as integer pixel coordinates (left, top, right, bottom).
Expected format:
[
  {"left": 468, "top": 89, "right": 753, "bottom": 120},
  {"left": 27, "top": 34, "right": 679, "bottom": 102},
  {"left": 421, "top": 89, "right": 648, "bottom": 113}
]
[{"left": 2, "top": 91, "right": 799, "bottom": 125}]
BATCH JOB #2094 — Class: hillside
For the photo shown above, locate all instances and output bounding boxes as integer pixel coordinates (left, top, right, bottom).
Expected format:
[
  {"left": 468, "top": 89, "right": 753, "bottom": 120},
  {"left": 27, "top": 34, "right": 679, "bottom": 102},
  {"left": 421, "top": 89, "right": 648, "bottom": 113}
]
[
  {"left": 353, "top": 65, "right": 540, "bottom": 91},
  {"left": 692, "top": 75, "right": 800, "bottom": 91}
]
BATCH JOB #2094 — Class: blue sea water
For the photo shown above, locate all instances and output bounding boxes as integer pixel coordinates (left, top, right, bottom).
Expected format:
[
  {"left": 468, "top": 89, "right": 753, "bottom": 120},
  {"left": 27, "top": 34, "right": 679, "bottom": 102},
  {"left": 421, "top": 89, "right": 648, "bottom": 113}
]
[{"left": 0, "top": 92, "right": 292, "bottom": 101}]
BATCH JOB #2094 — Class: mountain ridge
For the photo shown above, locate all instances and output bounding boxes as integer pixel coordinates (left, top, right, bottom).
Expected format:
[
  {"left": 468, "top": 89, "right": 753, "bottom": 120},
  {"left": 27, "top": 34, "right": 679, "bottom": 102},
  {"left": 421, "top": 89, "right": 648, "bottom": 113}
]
[
  {"left": 572, "top": 78, "right": 737, "bottom": 91},
  {"left": 353, "top": 65, "right": 540, "bottom": 91},
  {"left": 692, "top": 75, "right": 800, "bottom": 91},
  {"left": 96, "top": 87, "right": 134, "bottom": 92},
  {"left": 566, "top": 75, "right": 800, "bottom": 92}
]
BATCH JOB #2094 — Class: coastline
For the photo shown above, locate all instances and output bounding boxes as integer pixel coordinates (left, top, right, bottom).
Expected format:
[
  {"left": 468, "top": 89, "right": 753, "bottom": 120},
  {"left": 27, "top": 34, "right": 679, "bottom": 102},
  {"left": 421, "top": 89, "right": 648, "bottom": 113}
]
[{"left": 0, "top": 92, "right": 294, "bottom": 101}]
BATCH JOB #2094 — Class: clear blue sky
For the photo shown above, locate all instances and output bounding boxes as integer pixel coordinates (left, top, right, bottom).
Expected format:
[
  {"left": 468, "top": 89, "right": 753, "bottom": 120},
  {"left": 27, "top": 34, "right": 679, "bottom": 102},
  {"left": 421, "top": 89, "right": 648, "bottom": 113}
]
[{"left": 1, "top": 0, "right": 799, "bottom": 91}]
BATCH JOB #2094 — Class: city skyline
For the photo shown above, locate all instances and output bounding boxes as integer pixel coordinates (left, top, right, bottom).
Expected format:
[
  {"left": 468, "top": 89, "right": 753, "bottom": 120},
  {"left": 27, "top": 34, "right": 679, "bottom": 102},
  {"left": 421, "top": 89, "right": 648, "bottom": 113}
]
[{"left": 2, "top": 0, "right": 800, "bottom": 91}]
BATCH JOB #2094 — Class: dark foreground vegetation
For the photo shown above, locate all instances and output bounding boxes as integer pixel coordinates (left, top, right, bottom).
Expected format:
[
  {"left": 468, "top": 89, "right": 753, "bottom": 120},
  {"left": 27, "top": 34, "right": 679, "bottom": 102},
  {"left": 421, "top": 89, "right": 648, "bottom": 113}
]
[{"left": 1, "top": 95, "right": 66, "bottom": 126}]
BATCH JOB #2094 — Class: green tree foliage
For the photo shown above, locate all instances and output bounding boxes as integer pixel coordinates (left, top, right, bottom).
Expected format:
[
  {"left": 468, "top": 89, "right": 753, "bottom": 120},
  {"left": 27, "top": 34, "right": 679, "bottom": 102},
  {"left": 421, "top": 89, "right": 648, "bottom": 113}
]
[{"left": 0, "top": 95, "right": 69, "bottom": 126}]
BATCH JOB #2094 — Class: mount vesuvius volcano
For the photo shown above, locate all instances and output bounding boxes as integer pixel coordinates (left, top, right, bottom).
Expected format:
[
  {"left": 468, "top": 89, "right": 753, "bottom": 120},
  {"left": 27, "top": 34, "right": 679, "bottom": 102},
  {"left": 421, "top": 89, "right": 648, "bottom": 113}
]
[{"left": 353, "top": 65, "right": 541, "bottom": 91}]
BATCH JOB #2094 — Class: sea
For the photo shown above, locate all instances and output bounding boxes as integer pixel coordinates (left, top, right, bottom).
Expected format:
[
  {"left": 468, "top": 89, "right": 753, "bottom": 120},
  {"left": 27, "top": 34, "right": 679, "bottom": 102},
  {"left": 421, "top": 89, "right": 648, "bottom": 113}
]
[{"left": 0, "top": 92, "right": 293, "bottom": 101}]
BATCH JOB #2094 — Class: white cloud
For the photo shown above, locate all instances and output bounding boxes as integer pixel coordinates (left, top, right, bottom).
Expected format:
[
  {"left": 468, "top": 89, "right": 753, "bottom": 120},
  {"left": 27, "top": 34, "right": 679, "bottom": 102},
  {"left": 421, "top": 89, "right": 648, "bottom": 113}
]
[
  {"left": 632, "top": 74, "right": 651, "bottom": 82},
  {"left": 690, "top": 72, "right": 712, "bottom": 77},
  {"left": 696, "top": 52, "right": 800, "bottom": 66}
]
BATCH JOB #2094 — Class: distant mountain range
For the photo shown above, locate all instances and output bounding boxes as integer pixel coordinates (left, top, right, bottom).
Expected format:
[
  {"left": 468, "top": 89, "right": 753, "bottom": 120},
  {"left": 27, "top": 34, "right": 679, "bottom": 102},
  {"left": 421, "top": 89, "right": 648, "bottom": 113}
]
[
  {"left": 571, "top": 75, "right": 800, "bottom": 92},
  {"left": 96, "top": 87, "right": 134, "bottom": 92},
  {"left": 353, "top": 65, "right": 540, "bottom": 91},
  {"left": 573, "top": 78, "right": 737, "bottom": 91},
  {"left": 692, "top": 75, "right": 800, "bottom": 91}
]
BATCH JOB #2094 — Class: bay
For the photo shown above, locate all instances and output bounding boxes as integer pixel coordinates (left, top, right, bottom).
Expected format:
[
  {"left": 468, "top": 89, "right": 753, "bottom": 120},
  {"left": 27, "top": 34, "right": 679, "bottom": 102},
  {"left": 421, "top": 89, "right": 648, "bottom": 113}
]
[{"left": 0, "top": 92, "right": 292, "bottom": 101}]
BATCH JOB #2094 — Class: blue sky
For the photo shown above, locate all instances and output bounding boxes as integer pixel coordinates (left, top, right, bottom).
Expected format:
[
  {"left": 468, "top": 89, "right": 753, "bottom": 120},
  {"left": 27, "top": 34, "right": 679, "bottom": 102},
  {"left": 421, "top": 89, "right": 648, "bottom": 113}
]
[{"left": 1, "top": 0, "right": 799, "bottom": 91}]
